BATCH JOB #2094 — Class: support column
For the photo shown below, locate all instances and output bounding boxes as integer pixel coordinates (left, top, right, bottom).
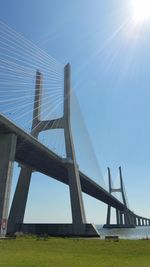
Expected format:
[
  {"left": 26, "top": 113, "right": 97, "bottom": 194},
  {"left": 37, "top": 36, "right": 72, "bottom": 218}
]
[
  {"left": 64, "top": 64, "right": 86, "bottom": 234},
  {"left": 138, "top": 217, "right": 141, "bottom": 226},
  {"left": 124, "top": 212, "right": 128, "bottom": 225},
  {"left": 124, "top": 209, "right": 131, "bottom": 225},
  {"left": 130, "top": 212, "right": 134, "bottom": 225},
  {"left": 134, "top": 216, "right": 137, "bottom": 226},
  {"left": 7, "top": 167, "right": 32, "bottom": 234},
  {"left": 133, "top": 216, "right": 136, "bottom": 226},
  {"left": 120, "top": 211, "right": 123, "bottom": 225},
  {"left": 122, "top": 213, "right": 125, "bottom": 225},
  {"left": 106, "top": 168, "right": 111, "bottom": 226},
  {"left": 106, "top": 206, "right": 111, "bottom": 225},
  {"left": 135, "top": 217, "right": 137, "bottom": 226},
  {"left": 0, "top": 133, "right": 16, "bottom": 236},
  {"left": 116, "top": 209, "right": 120, "bottom": 225}
]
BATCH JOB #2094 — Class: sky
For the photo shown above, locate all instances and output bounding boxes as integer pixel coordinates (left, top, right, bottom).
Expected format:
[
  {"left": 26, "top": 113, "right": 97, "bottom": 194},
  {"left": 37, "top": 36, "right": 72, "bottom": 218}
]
[{"left": 1, "top": 0, "right": 150, "bottom": 224}]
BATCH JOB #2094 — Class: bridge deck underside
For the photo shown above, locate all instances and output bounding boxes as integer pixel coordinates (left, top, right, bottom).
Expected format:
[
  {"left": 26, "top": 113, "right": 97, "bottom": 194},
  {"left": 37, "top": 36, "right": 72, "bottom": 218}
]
[{"left": 0, "top": 114, "right": 125, "bottom": 211}]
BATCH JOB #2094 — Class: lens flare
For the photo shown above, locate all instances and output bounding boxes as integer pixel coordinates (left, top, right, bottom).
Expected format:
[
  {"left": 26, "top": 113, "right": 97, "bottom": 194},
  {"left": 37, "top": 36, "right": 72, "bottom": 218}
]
[{"left": 133, "top": 0, "right": 150, "bottom": 22}]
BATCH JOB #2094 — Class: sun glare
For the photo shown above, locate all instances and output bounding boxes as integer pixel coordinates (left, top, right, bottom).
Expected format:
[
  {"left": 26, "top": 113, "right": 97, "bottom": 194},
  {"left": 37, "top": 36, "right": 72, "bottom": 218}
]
[{"left": 133, "top": 0, "right": 150, "bottom": 22}]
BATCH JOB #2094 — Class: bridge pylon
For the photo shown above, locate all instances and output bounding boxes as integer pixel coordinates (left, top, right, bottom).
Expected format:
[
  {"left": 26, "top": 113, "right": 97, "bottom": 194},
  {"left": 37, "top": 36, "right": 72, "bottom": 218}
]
[
  {"left": 7, "top": 70, "right": 44, "bottom": 234},
  {"left": 63, "top": 64, "right": 86, "bottom": 234},
  {"left": 7, "top": 65, "right": 99, "bottom": 237},
  {"left": 104, "top": 167, "right": 136, "bottom": 228}
]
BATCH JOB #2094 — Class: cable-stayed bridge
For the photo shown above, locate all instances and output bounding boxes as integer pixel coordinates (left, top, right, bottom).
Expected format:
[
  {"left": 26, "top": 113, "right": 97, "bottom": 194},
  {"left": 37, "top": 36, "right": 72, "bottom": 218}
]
[{"left": 0, "top": 22, "right": 149, "bottom": 237}]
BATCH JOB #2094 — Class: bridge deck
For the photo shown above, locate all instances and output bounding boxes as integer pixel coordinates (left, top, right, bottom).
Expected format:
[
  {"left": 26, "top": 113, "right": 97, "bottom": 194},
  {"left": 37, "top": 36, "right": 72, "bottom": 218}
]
[{"left": 0, "top": 114, "right": 126, "bottom": 210}]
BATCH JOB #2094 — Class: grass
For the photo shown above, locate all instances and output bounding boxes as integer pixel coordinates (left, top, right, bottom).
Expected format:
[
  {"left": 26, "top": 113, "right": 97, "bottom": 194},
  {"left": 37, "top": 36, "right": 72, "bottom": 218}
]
[{"left": 0, "top": 237, "right": 150, "bottom": 267}]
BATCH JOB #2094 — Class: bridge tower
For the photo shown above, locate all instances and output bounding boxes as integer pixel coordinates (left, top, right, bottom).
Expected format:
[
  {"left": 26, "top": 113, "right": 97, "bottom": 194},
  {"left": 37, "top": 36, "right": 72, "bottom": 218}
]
[
  {"left": 7, "top": 64, "right": 98, "bottom": 236},
  {"left": 104, "top": 166, "right": 135, "bottom": 228},
  {"left": 7, "top": 70, "right": 44, "bottom": 234}
]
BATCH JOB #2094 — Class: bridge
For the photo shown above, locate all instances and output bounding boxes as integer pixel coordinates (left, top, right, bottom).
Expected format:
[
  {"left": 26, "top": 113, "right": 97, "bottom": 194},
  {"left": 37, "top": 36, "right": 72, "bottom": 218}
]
[{"left": 0, "top": 22, "right": 150, "bottom": 237}]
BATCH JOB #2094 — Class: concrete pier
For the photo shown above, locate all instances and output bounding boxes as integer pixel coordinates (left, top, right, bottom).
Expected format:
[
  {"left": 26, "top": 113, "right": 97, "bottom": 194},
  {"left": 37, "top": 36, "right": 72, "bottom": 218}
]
[
  {"left": 0, "top": 133, "right": 16, "bottom": 236},
  {"left": 7, "top": 166, "right": 32, "bottom": 234}
]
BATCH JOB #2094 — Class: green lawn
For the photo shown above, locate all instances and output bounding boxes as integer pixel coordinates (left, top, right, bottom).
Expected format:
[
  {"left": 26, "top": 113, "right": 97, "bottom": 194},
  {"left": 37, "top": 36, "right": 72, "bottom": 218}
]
[{"left": 0, "top": 237, "right": 150, "bottom": 267}]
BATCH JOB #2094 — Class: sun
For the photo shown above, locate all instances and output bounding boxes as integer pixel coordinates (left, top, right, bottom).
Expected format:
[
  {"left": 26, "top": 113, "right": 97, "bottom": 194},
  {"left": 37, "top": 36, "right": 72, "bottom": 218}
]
[{"left": 132, "top": 0, "right": 150, "bottom": 22}]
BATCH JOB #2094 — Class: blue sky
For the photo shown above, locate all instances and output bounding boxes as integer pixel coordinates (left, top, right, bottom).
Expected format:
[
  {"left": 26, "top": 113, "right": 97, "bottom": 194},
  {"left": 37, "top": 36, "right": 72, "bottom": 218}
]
[{"left": 1, "top": 0, "right": 150, "bottom": 224}]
